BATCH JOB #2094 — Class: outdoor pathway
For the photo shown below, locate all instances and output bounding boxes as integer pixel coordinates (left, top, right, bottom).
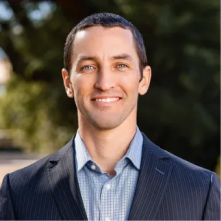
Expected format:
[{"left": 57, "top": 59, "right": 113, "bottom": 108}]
[{"left": 0, "top": 152, "right": 40, "bottom": 186}]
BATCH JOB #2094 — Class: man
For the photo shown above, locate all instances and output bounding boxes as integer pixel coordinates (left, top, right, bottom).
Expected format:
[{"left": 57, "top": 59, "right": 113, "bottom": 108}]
[{"left": 0, "top": 13, "right": 220, "bottom": 220}]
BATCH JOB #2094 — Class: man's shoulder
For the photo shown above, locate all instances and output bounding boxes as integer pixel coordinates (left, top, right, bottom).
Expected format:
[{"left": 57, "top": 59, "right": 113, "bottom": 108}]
[
  {"left": 142, "top": 133, "right": 214, "bottom": 180},
  {"left": 164, "top": 148, "right": 213, "bottom": 181},
  {"left": 6, "top": 136, "right": 74, "bottom": 187}
]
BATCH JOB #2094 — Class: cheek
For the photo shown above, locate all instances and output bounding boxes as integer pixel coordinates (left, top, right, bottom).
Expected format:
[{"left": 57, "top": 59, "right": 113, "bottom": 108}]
[
  {"left": 73, "top": 78, "right": 94, "bottom": 104},
  {"left": 119, "top": 76, "right": 140, "bottom": 95},
  {"left": 74, "top": 74, "right": 96, "bottom": 88},
  {"left": 73, "top": 77, "right": 87, "bottom": 94}
]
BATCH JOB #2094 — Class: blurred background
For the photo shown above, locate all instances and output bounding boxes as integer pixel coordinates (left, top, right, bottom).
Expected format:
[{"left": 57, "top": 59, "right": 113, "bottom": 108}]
[{"left": 0, "top": 0, "right": 220, "bottom": 185}]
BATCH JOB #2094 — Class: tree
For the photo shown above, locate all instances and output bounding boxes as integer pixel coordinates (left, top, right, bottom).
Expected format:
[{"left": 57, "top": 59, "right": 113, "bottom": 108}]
[{"left": 0, "top": 0, "right": 219, "bottom": 171}]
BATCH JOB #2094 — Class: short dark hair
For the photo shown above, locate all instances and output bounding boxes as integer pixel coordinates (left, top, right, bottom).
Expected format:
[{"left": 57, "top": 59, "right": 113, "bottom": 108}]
[{"left": 64, "top": 13, "right": 147, "bottom": 75}]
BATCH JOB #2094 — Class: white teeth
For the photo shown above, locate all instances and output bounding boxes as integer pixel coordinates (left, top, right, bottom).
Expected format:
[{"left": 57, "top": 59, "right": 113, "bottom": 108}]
[{"left": 96, "top": 98, "right": 119, "bottom": 102}]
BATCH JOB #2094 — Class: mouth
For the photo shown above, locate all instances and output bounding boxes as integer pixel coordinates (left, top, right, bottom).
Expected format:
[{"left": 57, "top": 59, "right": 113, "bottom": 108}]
[
  {"left": 93, "top": 97, "right": 120, "bottom": 102},
  {"left": 91, "top": 96, "right": 122, "bottom": 105}
]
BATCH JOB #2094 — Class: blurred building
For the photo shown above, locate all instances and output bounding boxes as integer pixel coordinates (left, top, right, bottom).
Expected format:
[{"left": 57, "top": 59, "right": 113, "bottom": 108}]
[
  {"left": 0, "top": 59, "right": 11, "bottom": 96},
  {"left": 0, "top": 59, "right": 40, "bottom": 186},
  {"left": 0, "top": 129, "right": 13, "bottom": 149},
  {"left": 0, "top": 59, "right": 12, "bottom": 148}
]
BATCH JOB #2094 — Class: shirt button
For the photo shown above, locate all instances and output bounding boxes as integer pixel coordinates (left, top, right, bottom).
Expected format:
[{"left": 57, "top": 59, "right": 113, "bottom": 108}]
[
  {"left": 91, "top": 164, "right": 96, "bottom": 170},
  {"left": 105, "top": 184, "right": 111, "bottom": 190},
  {"left": 105, "top": 217, "right": 111, "bottom": 221}
]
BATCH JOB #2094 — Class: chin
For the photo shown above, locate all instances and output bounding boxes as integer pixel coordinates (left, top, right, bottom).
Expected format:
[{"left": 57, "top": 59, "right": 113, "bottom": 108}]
[{"left": 89, "top": 118, "right": 124, "bottom": 131}]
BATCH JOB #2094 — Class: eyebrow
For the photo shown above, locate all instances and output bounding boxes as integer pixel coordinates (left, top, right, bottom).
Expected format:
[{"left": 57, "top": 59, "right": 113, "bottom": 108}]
[
  {"left": 110, "top": 53, "right": 134, "bottom": 62},
  {"left": 75, "top": 53, "right": 134, "bottom": 65},
  {"left": 76, "top": 55, "right": 97, "bottom": 63}
]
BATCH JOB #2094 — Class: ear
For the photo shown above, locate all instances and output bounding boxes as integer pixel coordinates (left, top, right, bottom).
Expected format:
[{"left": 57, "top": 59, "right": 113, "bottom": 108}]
[
  {"left": 61, "top": 68, "right": 74, "bottom": 98},
  {"left": 138, "top": 66, "right": 151, "bottom": 95}
]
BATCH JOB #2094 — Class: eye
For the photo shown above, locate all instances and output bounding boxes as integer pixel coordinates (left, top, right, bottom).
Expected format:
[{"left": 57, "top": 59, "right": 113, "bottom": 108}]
[
  {"left": 117, "top": 64, "right": 128, "bottom": 69},
  {"left": 83, "top": 65, "right": 94, "bottom": 70}
]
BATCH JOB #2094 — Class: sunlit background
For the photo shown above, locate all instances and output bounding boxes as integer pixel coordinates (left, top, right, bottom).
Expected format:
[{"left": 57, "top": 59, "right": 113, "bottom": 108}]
[{"left": 0, "top": 0, "right": 220, "bottom": 185}]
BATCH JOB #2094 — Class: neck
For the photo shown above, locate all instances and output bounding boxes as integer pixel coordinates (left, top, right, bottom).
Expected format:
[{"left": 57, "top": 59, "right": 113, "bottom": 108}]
[{"left": 78, "top": 111, "right": 137, "bottom": 177}]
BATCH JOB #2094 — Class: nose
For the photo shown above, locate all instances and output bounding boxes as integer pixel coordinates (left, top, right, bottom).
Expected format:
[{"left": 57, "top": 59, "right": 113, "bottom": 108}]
[{"left": 94, "top": 67, "right": 116, "bottom": 91}]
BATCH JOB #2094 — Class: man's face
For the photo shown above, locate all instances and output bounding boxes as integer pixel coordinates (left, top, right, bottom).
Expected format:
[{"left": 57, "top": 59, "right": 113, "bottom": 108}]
[{"left": 63, "top": 26, "right": 151, "bottom": 130}]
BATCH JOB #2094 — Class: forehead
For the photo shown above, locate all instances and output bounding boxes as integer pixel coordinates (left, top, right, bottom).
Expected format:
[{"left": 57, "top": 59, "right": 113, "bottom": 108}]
[{"left": 72, "top": 26, "right": 138, "bottom": 62}]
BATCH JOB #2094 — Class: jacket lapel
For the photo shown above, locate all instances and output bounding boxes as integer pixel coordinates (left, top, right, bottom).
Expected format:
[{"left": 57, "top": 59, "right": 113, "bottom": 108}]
[
  {"left": 129, "top": 134, "right": 172, "bottom": 220},
  {"left": 47, "top": 133, "right": 172, "bottom": 220},
  {"left": 47, "top": 138, "right": 88, "bottom": 220}
]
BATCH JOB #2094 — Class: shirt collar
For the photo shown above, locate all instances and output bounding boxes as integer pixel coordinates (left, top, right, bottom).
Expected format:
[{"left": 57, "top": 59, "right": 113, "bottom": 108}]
[
  {"left": 122, "top": 126, "right": 143, "bottom": 170},
  {"left": 75, "top": 131, "right": 92, "bottom": 172},
  {"left": 74, "top": 126, "right": 143, "bottom": 172}
]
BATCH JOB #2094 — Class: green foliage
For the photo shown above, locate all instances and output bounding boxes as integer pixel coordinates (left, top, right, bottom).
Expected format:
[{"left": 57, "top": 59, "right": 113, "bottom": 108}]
[
  {"left": 0, "top": 0, "right": 219, "bottom": 170},
  {"left": 0, "top": 76, "right": 74, "bottom": 153}
]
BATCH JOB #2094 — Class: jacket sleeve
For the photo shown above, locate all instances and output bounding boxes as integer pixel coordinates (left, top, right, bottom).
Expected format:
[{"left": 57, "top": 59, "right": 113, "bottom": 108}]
[
  {"left": 203, "top": 172, "right": 221, "bottom": 220},
  {"left": 0, "top": 174, "right": 15, "bottom": 220}
]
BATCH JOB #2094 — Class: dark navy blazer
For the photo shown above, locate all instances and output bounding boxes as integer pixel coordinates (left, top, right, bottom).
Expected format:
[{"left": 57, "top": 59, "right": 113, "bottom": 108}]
[{"left": 0, "top": 133, "right": 220, "bottom": 220}]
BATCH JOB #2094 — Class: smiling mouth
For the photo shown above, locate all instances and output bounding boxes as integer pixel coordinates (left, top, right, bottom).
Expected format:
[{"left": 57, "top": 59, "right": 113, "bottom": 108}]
[
  {"left": 94, "top": 98, "right": 120, "bottom": 102},
  {"left": 91, "top": 97, "right": 122, "bottom": 105}
]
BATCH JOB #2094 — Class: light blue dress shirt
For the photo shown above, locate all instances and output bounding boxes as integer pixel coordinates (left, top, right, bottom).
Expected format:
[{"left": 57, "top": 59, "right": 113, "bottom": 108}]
[{"left": 75, "top": 127, "right": 143, "bottom": 221}]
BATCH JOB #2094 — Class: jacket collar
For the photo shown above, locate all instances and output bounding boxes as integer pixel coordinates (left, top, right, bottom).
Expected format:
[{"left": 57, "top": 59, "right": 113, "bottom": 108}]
[
  {"left": 48, "top": 137, "right": 88, "bottom": 220},
  {"left": 128, "top": 133, "right": 172, "bottom": 220},
  {"left": 47, "top": 133, "right": 172, "bottom": 220}
]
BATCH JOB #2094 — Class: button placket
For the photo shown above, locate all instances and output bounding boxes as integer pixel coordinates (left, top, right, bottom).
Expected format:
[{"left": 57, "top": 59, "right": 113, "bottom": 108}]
[
  {"left": 100, "top": 181, "right": 113, "bottom": 221},
  {"left": 105, "top": 184, "right": 111, "bottom": 190}
]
